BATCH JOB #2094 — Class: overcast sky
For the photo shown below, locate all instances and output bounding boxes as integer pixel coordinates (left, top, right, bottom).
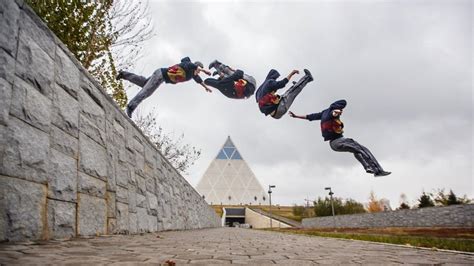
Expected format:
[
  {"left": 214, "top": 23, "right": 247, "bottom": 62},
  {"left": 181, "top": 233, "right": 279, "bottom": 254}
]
[{"left": 128, "top": 0, "right": 473, "bottom": 208}]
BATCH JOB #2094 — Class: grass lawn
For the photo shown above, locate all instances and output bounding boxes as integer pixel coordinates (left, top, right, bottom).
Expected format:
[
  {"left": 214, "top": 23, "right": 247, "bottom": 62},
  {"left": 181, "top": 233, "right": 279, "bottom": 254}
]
[{"left": 264, "top": 228, "right": 474, "bottom": 253}]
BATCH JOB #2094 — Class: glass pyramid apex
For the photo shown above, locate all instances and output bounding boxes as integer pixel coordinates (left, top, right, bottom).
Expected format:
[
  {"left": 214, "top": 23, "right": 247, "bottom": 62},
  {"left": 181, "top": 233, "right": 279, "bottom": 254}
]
[
  {"left": 223, "top": 136, "right": 235, "bottom": 148},
  {"left": 216, "top": 136, "right": 243, "bottom": 160}
]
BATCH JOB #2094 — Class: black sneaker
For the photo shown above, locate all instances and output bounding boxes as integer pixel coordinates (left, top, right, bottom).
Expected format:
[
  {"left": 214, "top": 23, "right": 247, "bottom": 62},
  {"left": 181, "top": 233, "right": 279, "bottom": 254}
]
[
  {"left": 125, "top": 105, "right": 134, "bottom": 118},
  {"left": 366, "top": 169, "right": 375, "bottom": 174},
  {"left": 116, "top": 71, "right": 124, "bottom": 81},
  {"left": 374, "top": 171, "right": 391, "bottom": 177},
  {"left": 304, "top": 69, "right": 314, "bottom": 82}
]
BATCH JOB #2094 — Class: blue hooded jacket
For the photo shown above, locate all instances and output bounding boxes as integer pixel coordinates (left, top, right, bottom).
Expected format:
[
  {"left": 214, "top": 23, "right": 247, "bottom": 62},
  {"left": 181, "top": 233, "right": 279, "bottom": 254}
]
[
  {"left": 307, "top": 100, "right": 347, "bottom": 141},
  {"left": 204, "top": 70, "right": 255, "bottom": 99},
  {"left": 255, "top": 69, "right": 289, "bottom": 115},
  {"left": 161, "top": 57, "right": 203, "bottom": 84}
]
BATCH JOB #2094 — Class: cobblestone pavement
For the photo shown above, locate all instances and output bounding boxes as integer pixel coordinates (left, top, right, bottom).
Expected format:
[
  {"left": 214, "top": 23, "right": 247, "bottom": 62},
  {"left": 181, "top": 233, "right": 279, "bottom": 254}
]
[{"left": 1, "top": 228, "right": 473, "bottom": 264}]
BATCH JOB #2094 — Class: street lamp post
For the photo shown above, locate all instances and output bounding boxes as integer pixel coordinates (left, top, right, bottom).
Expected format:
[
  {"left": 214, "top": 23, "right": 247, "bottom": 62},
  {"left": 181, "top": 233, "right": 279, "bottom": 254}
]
[
  {"left": 304, "top": 198, "right": 312, "bottom": 217},
  {"left": 325, "top": 187, "right": 336, "bottom": 228},
  {"left": 268, "top": 185, "right": 276, "bottom": 228}
]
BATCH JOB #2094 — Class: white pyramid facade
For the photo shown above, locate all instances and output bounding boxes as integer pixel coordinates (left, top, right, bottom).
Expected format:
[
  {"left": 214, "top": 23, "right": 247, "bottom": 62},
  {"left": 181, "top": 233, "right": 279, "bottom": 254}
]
[{"left": 196, "top": 137, "right": 268, "bottom": 205}]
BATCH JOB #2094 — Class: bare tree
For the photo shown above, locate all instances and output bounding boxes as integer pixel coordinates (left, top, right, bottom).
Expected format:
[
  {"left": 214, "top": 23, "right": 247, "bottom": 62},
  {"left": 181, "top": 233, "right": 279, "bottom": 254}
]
[
  {"left": 367, "top": 191, "right": 383, "bottom": 213},
  {"left": 108, "top": 0, "right": 155, "bottom": 70},
  {"left": 133, "top": 109, "right": 201, "bottom": 174}
]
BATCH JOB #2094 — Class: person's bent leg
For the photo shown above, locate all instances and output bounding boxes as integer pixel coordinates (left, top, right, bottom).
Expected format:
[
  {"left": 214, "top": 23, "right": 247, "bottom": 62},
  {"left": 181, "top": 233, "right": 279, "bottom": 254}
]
[
  {"left": 290, "top": 69, "right": 313, "bottom": 89},
  {"left": 345, "top": 140, "right": 385, "bottom": 174},
  {"left": 272, "top": 101, "right": 287, "bottom": 119},
  {"left": 359, "top": 144, "right": 387, "bottom": 175},
  {"left": 330, "top": 137, "right": 374, "bottom": 173},
  {"left": 354, "top": 153, "right": 374, "bottom": 173},
  {"left": 126, "top": 69, "right": 163, "bottom": 117},
  {"left": 213, "top": 62, "right": 235, "bottom": 77},
  {"left": 120, "top": 71, "right": 150, "bottom": 87},
  {"left": 274, "top": 71, "right": 314, "bottom": 118}
]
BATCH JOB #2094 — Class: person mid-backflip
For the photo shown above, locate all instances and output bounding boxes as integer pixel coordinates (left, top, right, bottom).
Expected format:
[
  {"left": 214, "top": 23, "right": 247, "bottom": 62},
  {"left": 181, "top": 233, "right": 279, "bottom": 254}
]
[
  {"left": 117, "top": 57, "right": 212, "bottom": 118},
  {"left": 289, "top": 100, "right": 391, "bottom": 177},
  {"left": 256, "top": 68, "right": 313, "bottom": 119},
  {"left": 206, "top": 60, "right": 257, "bottom": 99}
]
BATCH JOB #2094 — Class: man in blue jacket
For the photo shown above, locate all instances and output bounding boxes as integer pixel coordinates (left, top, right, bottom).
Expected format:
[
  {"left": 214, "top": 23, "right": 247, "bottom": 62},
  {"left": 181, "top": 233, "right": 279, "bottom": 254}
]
[
  {"left": 256, "top": 68, "right": 313, "bottom": 119},
  {"left": 206, "top": 60, "right": 256, "bottom": 99},
  {"left": 289, "top": 100, "right": 391, "bottom": 177},
  {"left": 117, "top": 57, "right": 212, "bottom": 118}
]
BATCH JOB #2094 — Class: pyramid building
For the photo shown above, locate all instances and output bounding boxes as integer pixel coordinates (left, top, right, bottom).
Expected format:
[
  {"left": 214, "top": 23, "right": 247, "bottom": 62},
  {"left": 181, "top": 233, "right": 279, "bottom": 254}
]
[{"left": 196, "top": 136, "right": 268, "bottom": 205}]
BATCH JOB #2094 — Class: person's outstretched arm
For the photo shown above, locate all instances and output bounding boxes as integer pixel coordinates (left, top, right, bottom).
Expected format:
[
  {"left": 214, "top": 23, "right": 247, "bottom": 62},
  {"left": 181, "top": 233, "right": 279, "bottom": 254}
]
[
  {"left": 289, "top": 111, "right": 322, "bottom": 121},
  {"left": 197, "top": 66, "right": 211, "bottom": 76},
  {"left": 271, "top": 69, "right": 300, "bottom": 90},
  {"left": 193, "top": 70, "right": 212, "bottom": 93},
  {"left": 200, "top": 82, "right": 212, "bottom": 93},
  {"left": 288, "top": 111, "right": 307, "bottom": 119},
  {"left": 286, "top": 70, "right": 299, "bottom": 80}
]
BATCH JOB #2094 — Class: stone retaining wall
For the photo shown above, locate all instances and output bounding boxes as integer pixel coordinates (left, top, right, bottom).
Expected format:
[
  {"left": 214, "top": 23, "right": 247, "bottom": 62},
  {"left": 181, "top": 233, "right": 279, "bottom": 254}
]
[
  {"left": 0, "top": 0, "right": 220, "bottom": 242},
  {"left": 302, "top": 204, "right": 474, "bottom": 229}
]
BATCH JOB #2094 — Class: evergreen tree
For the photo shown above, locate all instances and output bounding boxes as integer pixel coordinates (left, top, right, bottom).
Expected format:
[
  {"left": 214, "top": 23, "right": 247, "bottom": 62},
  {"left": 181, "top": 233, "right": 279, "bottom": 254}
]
[
  {"left": 398, "top": 203, "right": 410, "bottom": 210},
  {"left": 447, "top": 190, "right": 461, "bottom": 205},
  {"left": 434, "top": 189, "right": 471, "bottom": 206},
  {"left": 398, "top": 193, "right": 410, "bottom": 210},
  {"left": 418, "top": 192, "right": 435, "bottom": 208}
]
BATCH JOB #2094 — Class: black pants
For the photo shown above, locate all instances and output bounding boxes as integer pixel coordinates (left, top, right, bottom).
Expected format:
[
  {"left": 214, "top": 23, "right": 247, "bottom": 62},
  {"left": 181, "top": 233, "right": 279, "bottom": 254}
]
[{"left": 329, "top": 137, "right": 384, "bottom": 174}]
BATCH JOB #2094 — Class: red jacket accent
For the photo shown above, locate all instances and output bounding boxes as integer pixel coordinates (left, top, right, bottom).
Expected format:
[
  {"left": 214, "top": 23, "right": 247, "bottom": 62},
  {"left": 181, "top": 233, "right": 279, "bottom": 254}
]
[
  {"left": 167, "top": 65, "right": 186, "bottom": 83},
  {"left": 321, "top": 119, "right": 344, "bottom": 134},
  {"left": 234, "top": 79, "right": 247, "bottom": 98},
  {"left": 258, "top": 93, "right": 280, "bottom": 108}
]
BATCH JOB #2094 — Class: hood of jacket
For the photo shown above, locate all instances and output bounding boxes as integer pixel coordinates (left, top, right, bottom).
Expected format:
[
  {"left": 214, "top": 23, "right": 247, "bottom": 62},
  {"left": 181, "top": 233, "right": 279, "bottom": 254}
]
[
  {"left": 265, "top": 69, "right": 280, "bottom": 81},
  {"left": 329, "top": 99, "right": 347, "bottom": 110}
]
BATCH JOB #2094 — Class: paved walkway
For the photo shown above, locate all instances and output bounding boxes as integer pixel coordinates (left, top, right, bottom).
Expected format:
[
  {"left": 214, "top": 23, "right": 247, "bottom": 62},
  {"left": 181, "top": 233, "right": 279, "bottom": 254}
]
[{"left": 0, "top": 228, "right": 473, "bottom": 264}]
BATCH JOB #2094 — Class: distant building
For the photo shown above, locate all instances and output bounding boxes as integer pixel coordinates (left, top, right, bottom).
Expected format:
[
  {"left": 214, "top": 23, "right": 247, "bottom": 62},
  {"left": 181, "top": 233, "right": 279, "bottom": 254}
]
[{"left": 196, "top": 136, "right": 268, "bottom": 205}]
